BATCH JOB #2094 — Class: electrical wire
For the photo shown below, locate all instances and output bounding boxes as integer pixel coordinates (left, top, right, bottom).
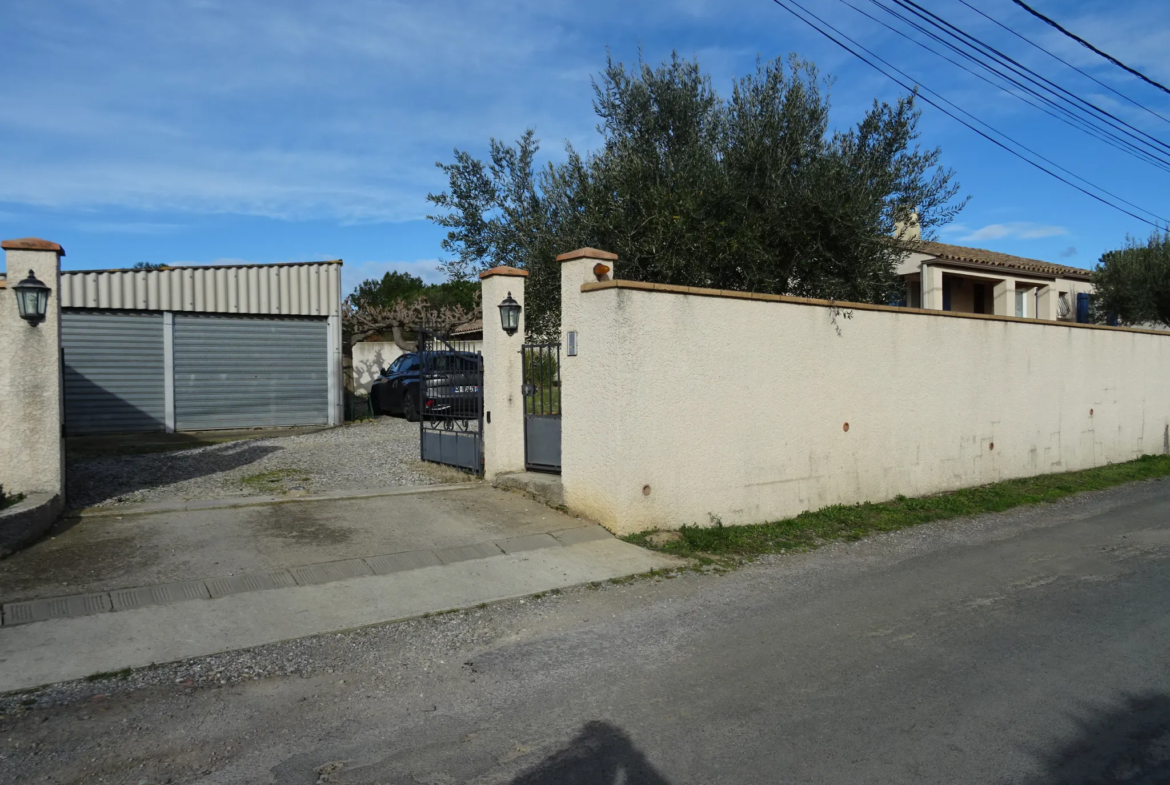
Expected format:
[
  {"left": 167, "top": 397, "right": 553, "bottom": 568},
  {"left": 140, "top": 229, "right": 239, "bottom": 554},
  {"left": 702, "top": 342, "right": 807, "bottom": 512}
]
[
  {"left": 765, "top": 0, "right": 1168, "bottom": 228},
  {"left": 828, "top": 0, "right": 1170, "bottom": 216},
  {"left": 954, "top": 0, "right": 1170, "bottom": 127},
  {"left": 866, "top": 0, "right": 1170, "bottom": 170},
  {"left": 886, "top": 0, "right": 1170, "bottom": 159},
  {"left": 841, "top": 0, "right": 1170, "bottom": 174},
  {"left": 1009, "top": 0, "right": 1170, "bottom": 98}
]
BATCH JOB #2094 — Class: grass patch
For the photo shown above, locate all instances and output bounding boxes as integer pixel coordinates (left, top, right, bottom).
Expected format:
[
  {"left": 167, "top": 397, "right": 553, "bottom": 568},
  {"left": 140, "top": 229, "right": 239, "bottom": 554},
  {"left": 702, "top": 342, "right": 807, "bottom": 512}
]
[
  {"left": 408, "top": 460, "right": 478, "bottom": 484},
  {"left": 0, "top": 484, "right": 24, "bottom": 511},
  {"left": 240, "top": 468, "right": 310, "bottom": 491},
  {"left": 625, "top": 454, "right": 1170, "bottom": 560}
]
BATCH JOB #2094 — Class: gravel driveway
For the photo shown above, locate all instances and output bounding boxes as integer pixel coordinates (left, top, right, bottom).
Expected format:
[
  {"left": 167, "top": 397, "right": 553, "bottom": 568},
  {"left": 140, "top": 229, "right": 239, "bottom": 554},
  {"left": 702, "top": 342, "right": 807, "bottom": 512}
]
[{"left": 66, "top": 416, "right": 452, "bottom": 509}]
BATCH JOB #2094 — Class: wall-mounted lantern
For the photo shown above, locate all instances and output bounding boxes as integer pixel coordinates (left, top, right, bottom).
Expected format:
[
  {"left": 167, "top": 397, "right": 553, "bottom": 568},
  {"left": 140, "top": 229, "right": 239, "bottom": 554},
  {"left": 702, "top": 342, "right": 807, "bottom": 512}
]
[
  {"left": 498, "top": 292, "right": 521, "bottom": 336},
  {"left": 12, "top": 269, "right": 50, "bottom": 322}
]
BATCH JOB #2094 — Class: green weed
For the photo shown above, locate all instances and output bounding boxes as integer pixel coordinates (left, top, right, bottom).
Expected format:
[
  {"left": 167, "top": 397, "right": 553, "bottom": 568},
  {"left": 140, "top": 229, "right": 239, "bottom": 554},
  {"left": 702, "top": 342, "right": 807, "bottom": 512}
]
[{"left": 625, "top": 454, "right": 1170, "bottom": 560}]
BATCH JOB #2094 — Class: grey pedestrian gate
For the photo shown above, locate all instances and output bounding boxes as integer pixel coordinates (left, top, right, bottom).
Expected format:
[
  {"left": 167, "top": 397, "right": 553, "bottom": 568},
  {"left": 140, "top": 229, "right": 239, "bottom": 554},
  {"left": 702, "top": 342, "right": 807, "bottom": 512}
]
[
  {"left": 522, "top": 342, "right": 561, "bottom": 473},
  {"left": 418, "top": 329, "right": 484, "bottom": 475}
]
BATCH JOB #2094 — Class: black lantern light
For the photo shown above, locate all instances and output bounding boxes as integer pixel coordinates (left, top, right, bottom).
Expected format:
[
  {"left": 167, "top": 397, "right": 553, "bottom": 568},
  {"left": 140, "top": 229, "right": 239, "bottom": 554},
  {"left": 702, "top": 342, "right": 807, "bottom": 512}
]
[
  {"left": 498, "top": 291, "right": 521, "bottom": 336},
  {"left": 12, "top": 269, "right": 50, "bottom": 322}
]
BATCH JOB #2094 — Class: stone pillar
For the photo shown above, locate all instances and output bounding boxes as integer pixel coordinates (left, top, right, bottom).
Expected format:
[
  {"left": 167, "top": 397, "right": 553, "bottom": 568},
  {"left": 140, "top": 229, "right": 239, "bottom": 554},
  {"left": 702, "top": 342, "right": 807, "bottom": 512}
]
[
  {"left": 920, "top": 263, "right": 944, "bottom": 310},
  {"left": 558, "top": 248, "right": 618, "bottom": 521},
  {"left": 479, "top": 266, "right": 528, "bottom": 479},
  {"left": 0, "top": 238, "right": 65, "bottom": 502},
  {"left": 993, "top": 277, "right": 1017, "bottom": 317},
  {"left": 1036, "top": 284, "right": 1058, "bottom": 321}
]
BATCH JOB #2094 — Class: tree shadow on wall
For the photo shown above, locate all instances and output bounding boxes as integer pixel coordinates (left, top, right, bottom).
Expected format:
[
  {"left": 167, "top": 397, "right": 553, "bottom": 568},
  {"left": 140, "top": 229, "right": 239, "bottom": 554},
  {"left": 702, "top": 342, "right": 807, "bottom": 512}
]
[
  {"left": 509, "top": 721, "right": 671, "bottom": 785},
  {"left": 1019, "top": 693, "right": 1170, "bottom": 784},
  {"left": 352, "top": 344, "right": 402, "bottom": 395}
]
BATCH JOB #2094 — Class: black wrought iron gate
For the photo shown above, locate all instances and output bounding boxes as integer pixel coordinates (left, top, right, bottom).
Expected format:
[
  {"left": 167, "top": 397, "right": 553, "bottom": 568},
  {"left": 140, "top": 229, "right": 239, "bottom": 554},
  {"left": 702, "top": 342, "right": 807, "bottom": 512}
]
[
  {"left": 522, "top": 342, "right": 561, "bottom": 473},
  {"left": 418, "top": 328, "right": 484, "bottom": 475}
]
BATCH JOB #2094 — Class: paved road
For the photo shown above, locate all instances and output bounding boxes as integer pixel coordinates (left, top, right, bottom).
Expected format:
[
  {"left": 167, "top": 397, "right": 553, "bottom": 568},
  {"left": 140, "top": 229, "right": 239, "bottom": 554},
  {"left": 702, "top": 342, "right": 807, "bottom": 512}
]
[{"left": 4, "top": 479, "right": 1170, "bottom": 784}]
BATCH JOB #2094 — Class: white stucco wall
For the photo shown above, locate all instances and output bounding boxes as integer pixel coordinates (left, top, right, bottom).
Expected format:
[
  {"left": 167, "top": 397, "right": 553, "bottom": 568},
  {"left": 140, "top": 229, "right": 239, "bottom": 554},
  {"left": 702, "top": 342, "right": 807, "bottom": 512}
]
[
  {"left": 561, "top": 281, "right": 1170, "bottom": 535},
  {"left": 0, "top": 246, "right": 65, "bottom": 500},
  {"left": 351, "top": 341, "right": 407, "bottom": 395}
]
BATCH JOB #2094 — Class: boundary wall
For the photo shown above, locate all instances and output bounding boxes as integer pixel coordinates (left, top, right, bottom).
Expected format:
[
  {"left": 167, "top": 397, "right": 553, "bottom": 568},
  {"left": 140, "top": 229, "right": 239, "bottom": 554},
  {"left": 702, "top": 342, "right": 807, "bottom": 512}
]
[{"left": 559, "top": 264, "right": 1170, "bottom": 536}]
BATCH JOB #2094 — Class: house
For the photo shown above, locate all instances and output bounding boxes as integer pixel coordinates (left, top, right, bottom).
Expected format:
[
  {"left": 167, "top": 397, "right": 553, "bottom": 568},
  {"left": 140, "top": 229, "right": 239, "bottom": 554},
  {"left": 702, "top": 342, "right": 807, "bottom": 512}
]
[{"left": 896, "top": 224, "right": 1093, "bottom": 322}]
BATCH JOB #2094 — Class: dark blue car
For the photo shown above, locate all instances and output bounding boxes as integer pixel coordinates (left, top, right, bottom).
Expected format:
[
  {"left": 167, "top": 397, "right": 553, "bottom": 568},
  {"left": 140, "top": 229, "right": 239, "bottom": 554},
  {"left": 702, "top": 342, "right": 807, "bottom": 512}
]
[{"left": 370, "top": 351, "right": 481, "bottom": 422}]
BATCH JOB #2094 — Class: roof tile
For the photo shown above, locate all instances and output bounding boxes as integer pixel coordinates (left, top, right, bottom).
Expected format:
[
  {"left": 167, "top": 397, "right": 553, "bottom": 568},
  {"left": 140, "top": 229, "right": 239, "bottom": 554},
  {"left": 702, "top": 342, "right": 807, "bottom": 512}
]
[{"left": 919, "top": 241, "right": 1090, "bottom": 279}]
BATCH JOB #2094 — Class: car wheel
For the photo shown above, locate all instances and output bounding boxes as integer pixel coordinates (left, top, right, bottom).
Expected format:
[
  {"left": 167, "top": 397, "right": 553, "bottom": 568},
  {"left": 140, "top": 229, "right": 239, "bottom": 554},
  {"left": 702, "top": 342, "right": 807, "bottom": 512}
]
[{"left": 403, "top": 389, "right": 421, "bottom": 422}]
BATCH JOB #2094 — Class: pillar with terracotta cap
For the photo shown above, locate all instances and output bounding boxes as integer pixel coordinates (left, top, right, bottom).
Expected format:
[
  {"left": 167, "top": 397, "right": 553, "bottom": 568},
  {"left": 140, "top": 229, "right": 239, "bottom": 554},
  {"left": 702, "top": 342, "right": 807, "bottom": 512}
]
[
  {"left": 557, "top": 247, "right": 618, "bottom": 522},
  {"left": 0, "top": 237, "right": 66, "bottom": 510},
  {"left": 479, "top": 265, "right": 528, "bottom": 478}
]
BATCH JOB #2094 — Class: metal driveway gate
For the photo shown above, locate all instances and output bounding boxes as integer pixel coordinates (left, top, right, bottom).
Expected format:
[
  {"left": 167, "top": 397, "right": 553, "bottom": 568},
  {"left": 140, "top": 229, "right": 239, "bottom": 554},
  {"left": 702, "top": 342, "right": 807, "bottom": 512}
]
[
  {"left": 418, "top": 329, "right": 483, "bottom": 474},
  {"left": 522, "top": 342, "right": 561, "bottom": 473}
]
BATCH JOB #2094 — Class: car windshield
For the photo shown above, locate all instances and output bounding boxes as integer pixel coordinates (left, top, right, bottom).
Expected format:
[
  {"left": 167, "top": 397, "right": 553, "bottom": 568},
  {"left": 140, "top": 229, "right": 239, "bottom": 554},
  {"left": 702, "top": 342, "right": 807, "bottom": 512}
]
[{"left": 426, "top": 352, "right": 478, "bottom": 372}]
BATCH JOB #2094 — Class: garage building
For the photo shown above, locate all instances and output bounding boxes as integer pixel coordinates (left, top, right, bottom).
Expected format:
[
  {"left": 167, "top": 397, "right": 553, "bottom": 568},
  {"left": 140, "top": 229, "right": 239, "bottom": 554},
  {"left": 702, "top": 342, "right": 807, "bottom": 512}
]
[{"left": 59, "top": 260, "right": 343, "bottom": 435}]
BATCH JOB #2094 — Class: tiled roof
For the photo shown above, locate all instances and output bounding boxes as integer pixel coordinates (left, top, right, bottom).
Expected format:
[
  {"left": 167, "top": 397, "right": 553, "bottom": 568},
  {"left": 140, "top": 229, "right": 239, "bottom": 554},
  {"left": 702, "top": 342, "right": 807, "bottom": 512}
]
[
  {"left": 919, "top": 241, "right": 1091, "bottom": 280},
  {"left": 452, "top": 318, "right": 483, "bottom": 335}
]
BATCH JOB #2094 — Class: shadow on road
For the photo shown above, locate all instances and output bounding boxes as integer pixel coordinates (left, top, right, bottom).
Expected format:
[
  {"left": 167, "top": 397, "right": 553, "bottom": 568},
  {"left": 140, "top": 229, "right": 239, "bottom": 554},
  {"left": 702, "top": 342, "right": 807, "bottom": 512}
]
[
  {"left": 1022, "top": 693, "right": 1170, "bottom": 784},
  {"left": 510, "top": 721, "right": 671, "bottom": 785}
]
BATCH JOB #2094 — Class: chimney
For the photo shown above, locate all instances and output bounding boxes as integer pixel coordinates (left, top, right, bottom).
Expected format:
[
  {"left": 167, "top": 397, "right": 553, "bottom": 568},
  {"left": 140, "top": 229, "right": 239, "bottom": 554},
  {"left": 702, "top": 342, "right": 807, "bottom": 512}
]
[{"left": 894, "top": 211, "right": 921, "bottom": 243}]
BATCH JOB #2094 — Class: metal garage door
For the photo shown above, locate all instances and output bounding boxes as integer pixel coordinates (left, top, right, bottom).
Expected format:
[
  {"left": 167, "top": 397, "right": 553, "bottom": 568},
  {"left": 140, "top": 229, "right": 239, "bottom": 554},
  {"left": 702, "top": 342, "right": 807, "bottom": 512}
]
[
  {"left": 62, "top": 312, "right": 166, "bottom": 435},
  {"left": 174, "top": 315, "right": 328, "bottom": 430}
]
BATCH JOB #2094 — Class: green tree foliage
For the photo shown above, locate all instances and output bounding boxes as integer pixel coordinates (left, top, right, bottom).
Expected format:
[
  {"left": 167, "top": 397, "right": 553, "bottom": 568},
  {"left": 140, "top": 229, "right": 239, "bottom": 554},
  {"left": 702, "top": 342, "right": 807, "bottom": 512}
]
[
  {"left": 350, "top": 270, "right": 477, "bottom": 313},
  {"left": 132, "top": 261, "right": 167, "bottom": 270},
  {"left": 427, "top": 53, "right": 966, "bottom": 336},
  {"left": 1091, "top": 230, "right": 1170, "bottom": 328},
  {"left": 351, "top": 271, "right": 426, "bottom": 308}
]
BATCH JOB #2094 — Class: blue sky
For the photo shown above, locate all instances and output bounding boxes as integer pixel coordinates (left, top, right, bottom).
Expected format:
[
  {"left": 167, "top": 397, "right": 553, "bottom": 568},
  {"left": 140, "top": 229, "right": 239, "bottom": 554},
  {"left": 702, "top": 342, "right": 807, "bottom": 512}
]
[{"left": 1, "top": 0, "right": 1167, "bottom": 296}]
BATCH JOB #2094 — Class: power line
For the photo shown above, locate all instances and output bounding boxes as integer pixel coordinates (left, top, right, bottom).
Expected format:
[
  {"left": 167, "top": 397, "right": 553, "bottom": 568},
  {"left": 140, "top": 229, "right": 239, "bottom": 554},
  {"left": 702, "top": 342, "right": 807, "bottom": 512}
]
[
  {"left": 857, "top": 0, "right": 1170, "bottom": 173},
  {"left": 886, "top": 0, "right": 1170, "bottom": 160},
  {"left": 953, "top": 0, "right": 1170, "bottom": 127},
  {"left": 828, "top": 0, "right": 1170, "bottom": 216},
  {"left": 1009, "top": 0, "right": 1170, "bottom": 98},
  {"left": 765, "top": 0, "right": 1168, "bottom": 229}
]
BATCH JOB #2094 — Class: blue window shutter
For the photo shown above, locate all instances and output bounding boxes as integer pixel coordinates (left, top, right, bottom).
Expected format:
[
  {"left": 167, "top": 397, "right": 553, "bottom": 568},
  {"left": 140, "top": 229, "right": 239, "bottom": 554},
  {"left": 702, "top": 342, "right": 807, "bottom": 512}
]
[
  {"left": 942, "top": 278, "right": 952, "bottom": 311},
  {"left": 1076, "top": 293, "right": 1090, "bottom": 323}
]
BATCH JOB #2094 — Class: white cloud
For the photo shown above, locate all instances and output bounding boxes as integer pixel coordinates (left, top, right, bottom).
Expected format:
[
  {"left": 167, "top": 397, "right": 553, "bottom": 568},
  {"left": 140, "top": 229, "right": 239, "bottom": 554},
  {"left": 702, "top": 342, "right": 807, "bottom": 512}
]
[{"left": 959, "top": 222, "right": 1069, "bottom": 242}]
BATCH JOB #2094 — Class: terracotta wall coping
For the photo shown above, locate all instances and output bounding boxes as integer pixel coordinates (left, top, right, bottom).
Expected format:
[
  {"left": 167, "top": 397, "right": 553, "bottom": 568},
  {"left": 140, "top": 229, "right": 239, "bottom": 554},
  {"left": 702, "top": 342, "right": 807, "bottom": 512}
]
[
  {"left": 1, "top": 237, "right": 65, "bottom": 255},
  {"left": 580, "top": 279, "right": 1170, "bottom": 337},
  {"left": 557, "top": 247, "right": 618, "bottom": 262},
  {"left": 479, "top": 266, "right": 529, "bottom": 279}
]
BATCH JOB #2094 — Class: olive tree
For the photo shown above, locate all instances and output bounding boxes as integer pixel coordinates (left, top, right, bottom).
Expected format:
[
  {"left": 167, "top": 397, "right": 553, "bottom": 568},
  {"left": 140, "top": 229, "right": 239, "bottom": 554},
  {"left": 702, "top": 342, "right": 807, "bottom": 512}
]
[
  {"left": 427, "top": 52, "right": 966, "bottom": 336},
  {"left": 1091, "top": 230, "right": 1170, "bottom": 328}
]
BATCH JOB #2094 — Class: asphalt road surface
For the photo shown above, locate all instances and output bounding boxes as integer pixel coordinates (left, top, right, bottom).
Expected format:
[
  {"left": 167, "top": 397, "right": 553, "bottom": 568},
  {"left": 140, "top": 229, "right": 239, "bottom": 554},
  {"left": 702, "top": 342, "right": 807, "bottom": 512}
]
[{"left": 4, "top": 479, "right": 1170, "bottom": 784}]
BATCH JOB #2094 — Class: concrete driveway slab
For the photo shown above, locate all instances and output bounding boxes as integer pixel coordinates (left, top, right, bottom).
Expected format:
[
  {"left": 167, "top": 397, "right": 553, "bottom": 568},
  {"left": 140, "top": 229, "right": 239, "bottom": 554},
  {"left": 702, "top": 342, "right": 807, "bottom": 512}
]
[
  {"left": 0, "top": 538, "right": 681, "bottom": 692},
  {"left": 0, "top": 485, "right": 584, "bottom": 603}
]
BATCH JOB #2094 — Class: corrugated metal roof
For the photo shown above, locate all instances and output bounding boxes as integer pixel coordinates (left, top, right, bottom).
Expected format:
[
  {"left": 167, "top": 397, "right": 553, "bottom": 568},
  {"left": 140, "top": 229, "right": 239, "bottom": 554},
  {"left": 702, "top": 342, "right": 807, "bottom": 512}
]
[{"left": 60, "top": 260, "right": 342, "bottom": 317}]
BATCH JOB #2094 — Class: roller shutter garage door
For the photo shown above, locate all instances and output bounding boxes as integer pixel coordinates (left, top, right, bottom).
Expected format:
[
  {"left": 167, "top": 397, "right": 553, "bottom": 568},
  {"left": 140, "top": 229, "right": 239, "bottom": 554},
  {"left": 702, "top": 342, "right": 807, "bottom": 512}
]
[
  {"left": 62, "top": 312, "right": 166, "bottom": 435},
  {"left": 174, "top": 315, "right": 328, "bottom": 430}
]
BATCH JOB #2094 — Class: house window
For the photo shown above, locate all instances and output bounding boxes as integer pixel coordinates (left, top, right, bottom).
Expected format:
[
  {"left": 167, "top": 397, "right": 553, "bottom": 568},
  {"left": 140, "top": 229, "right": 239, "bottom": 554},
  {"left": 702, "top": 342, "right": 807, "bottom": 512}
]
[
  {"left": 942, "top": 277, "right": 952, "bottom": 311},
  {"left": 1057, "top": 292, "right": 1071, "bottom": 319},
  {"left": 1015, "top": 290, "right": 1025, "bottom": 318},
  {"left": 973, "top": 283, "right": 987, "bottom": 314}
]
